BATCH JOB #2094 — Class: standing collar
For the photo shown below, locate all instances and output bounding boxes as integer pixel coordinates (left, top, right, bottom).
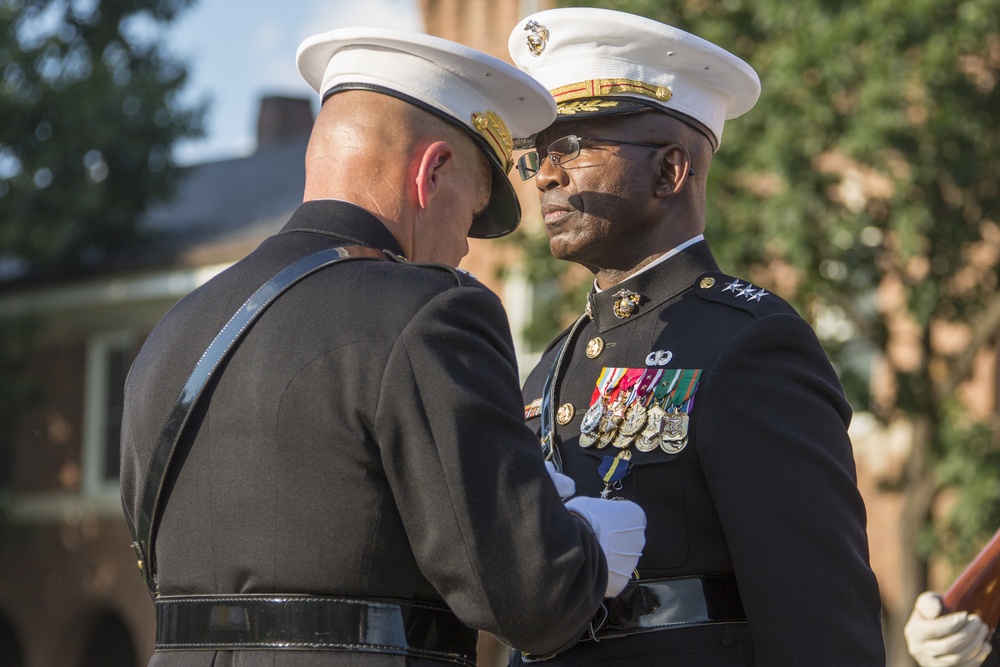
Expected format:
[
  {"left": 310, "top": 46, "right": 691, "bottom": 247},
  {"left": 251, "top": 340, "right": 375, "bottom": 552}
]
[
  {"left": 279, "top": 199, "right": 406, "bottom": 257},
  {"left": 593, "top": 234, "right": 705, "bottom": 294},
  {"left": 586, "top": 239, "right": 719, "bottom": 333}
]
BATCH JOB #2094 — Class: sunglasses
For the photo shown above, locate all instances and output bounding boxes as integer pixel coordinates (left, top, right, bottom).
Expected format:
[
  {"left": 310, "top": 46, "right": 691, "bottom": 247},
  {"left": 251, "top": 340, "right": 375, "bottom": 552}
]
[{"left": 515, "top": 134, "right": 679, "bottom": 180}]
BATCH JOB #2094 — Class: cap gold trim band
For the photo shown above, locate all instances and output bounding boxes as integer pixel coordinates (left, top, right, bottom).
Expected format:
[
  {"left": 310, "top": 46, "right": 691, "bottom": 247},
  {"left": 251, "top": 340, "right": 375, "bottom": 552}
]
[
  {"left": 557, "top": 99, "right": 622, "bottom": 115},
  {"left": 551, "top": 78, "right": 672, "bottom": 105},
  {"left": 472, "top": 110, "right": 514, "bottom": 173}
]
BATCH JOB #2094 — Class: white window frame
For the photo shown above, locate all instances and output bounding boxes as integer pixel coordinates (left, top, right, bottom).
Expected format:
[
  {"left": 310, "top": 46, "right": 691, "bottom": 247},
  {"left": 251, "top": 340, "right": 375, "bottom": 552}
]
[{"left": 81, "top": 330, "right": 136, "bottom": 498}]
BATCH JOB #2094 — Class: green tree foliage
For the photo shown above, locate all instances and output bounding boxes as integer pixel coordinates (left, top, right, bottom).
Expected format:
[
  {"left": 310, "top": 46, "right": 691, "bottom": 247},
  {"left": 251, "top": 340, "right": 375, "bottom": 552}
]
[
  {"left": 0, "top": 0, "right": 204, "bottom": 275},
  {"left": 0, "top": 0, "right": 203, "bottom": 543},
  {"left": 541, "top": 0, "right": 999, "bottom": 660}
]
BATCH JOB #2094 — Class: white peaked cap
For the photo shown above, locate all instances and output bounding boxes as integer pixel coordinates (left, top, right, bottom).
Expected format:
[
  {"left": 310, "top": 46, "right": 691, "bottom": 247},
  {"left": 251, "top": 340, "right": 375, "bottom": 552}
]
[
  {"left": 508, "top": 8, "right": 761, "bottom": 150},
  {"left": 297, "top": 27, "right": 557, "bottom": 238}
]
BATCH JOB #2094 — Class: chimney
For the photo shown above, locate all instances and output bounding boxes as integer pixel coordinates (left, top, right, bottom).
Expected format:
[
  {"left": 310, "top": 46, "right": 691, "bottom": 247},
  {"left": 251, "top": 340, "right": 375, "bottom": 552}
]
[{"left": 256, "top": 96, "right": 314, "bottom": 150}]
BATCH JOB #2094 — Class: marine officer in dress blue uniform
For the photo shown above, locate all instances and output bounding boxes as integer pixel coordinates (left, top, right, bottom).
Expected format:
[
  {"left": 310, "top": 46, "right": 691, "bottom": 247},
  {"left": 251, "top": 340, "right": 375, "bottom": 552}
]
[
  {"left": 120, "top": 25, "right": 646, "bottom": 667},
  {"left": 506, "top": 8, "right": 886, "bottom": 665}
]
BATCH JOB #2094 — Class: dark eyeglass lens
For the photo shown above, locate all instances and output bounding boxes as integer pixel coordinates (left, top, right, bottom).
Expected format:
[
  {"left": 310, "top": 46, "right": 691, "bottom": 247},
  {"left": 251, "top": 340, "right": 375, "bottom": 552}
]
[
  {"left": 516, "top": 152, "right": 540, "bottom": 180},
  {"left": 547, "top": 136, "right": 580, "bottom": 166},
  {"left": 516, "top": 136, "right": 584, "bottom": 179}
]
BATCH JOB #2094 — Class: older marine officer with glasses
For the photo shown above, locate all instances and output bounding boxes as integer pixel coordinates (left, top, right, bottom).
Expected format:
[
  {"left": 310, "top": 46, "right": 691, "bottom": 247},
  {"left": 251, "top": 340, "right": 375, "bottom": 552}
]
[{"left": 507, "top": 7, "right": 885, "bottom": 665}]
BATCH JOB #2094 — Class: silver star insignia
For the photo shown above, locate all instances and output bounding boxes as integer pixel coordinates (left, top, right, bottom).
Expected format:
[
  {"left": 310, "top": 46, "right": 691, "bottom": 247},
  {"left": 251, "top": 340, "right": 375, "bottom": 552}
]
[
  {"left": 723, "top": 279, "right": 744, "bottom": 293},
  {"left": 750, "top": 289, "right": 768, "bottom": 302}
]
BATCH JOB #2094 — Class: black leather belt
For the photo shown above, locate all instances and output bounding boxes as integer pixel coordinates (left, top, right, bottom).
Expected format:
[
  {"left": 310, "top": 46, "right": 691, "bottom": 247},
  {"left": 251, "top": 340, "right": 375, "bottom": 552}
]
[
  {"left": 155, "top": 594, "right": 476, "bottom": 666},
  {"left": 590, "top": 573, "right": 746, "bottom": 641},
  {"left": 521, "top": 574, "right": 746, "bottom": 662}
]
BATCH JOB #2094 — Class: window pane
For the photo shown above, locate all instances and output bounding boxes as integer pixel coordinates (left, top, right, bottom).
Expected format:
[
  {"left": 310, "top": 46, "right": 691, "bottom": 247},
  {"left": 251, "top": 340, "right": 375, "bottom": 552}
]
[{"left": 102, "top": 347, "right": 130, "bottom": 481}]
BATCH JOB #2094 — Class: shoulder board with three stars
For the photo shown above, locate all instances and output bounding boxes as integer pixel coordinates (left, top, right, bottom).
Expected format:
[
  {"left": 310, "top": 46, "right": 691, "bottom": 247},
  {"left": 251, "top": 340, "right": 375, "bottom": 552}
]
[{"left": 690, "top": 272, "right": 795, "bottom": 316}]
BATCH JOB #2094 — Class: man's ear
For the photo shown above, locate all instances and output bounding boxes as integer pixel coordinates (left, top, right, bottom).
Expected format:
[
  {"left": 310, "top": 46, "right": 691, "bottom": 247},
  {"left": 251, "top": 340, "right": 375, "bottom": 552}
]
[
  {"left": 654, "top": 144, "right": 693, "bottom": 198},
  {"left": 415, "top": 141, "right": 455, "bottom": 210}
]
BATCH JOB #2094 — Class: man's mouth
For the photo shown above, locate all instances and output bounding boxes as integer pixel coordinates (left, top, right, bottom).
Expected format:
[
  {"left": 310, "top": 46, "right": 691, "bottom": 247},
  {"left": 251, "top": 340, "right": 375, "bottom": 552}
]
[{"left": 542, "top": 206, "right": 573, "bottom": 225}]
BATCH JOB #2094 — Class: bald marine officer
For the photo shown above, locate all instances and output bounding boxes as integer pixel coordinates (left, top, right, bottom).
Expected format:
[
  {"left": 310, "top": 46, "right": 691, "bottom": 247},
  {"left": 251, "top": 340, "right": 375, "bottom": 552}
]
[
  {"left": 507, "top": 8, "right": 885, "bottom": 665},
  {"left": 120, "top": 26, "right": 646, "bottom": 667}
]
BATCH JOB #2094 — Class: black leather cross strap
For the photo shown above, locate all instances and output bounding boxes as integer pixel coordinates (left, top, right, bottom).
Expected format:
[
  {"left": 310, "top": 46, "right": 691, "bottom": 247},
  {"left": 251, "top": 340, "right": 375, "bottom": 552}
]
[
  {"left": 130, "top": 245, "right": 388, "bottom": 596},
  {"left": 539, "top": 314, "right": 588, "bottom": 474},
  {"left": 155, "top": 595, "right": 476, "bottom": 666},
  {"left": 589, "top": 573, "right": 747, "bottom": 640}
]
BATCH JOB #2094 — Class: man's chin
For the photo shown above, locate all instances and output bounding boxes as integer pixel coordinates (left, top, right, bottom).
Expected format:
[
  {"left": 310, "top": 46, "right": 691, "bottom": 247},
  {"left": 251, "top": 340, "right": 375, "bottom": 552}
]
[{"left": 548, "top": 238, "right": 584, "bottom": 264}]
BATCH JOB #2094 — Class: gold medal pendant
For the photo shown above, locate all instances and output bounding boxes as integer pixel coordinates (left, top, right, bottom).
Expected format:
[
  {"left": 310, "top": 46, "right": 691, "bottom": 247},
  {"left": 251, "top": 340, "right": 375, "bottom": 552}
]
[
  {"left": 659, "top": 409, "right": 690, "bottom": 454},
  {"left": 635, "top": 432, "right": 659, "bottom": 452},
  {"left": 660, "top": 436, "right": 687, "bottom": 454},
  {"left": 636, "top": 404, "right": 666, "bottom": 452},
  {"left": 613, "top": 430, "right": 636, "bottom": 449},
  {"left": 579, "top": 430, "right": 599, "bottom": 448},
  {"left": 597, "top": 422, "right": 618, "bottom": 449},
  {"left": 618, "top": 402, "right": 647, "bottom": 437}
]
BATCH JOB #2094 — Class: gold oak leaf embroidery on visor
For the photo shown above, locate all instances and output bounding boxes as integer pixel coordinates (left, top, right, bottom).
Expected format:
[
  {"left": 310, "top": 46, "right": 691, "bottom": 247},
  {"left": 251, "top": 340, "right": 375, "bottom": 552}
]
[
  {"left": 551, "top": 79, "right": 672, "bottom": 107},
  {"left": 472, "top": 110, "right": 514, "bottom": 173}
]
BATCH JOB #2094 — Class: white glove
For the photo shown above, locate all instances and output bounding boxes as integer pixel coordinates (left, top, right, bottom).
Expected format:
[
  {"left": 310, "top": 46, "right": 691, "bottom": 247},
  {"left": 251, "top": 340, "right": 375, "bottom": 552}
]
[
  {"left": 904, "top": 591, "right": 993, "bottom": 667},
  {"left": 544, "top": 460, "right": 576, "bottom": 500},
  {"left": 564, "top": 495, "right": 646, "bottom": 598}
]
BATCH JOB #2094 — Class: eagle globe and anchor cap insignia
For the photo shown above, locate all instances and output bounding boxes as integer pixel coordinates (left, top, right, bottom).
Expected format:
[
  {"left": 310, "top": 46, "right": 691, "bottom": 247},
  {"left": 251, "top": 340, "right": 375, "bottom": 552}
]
[
  {"left": 523, "top": 20, "right": 549, "bottom": 56},
  {"left": 612, "top": 289, "right": 642, "bottom": 319}
]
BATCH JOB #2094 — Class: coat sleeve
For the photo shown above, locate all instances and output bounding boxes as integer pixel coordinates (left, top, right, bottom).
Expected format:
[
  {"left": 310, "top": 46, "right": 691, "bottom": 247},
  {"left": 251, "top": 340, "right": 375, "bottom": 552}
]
[
  {"left": 694, "top": 312, "right": 885, "bottom": 664},
  {"left": 373, "top": 283, "right": 607, "bottom": 655}
]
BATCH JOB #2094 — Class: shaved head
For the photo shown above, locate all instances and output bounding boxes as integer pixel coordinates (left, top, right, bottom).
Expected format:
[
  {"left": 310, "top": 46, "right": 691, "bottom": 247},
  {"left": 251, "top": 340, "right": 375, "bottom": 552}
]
[
  {"left": 304, "top": 90, "right": 489, "bottom": 209},
  {"left": 303, "top": 89, "right": 492, "bottom": 264}
]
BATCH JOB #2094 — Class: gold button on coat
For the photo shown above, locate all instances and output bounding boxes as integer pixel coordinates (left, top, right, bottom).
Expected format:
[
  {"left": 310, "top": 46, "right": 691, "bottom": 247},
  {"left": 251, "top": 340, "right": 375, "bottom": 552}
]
[
  {"left": 700, "top": 277, "right": 716, "bottom": 289},
  {"left": 586, "top": 337, "right": 605, "bottom": 358},
  {"left": 556, "top": 403, "right": 575, "bottom": 425}
]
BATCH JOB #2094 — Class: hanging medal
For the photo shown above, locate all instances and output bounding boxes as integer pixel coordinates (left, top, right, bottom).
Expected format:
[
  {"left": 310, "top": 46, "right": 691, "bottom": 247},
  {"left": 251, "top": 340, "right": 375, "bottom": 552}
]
[
  {"left": 658, "top": 369, "right": 701, "bottom": 454},
  {"left": 611, "top": 371, "right": 644, "bottom": 448},
  {"left": 634, "top": 370, "right": 679, "bottom": 452},
  {"left": 617, "top": 368, "right": 661, "bottom": 441},
  {"left": 598, "top": 450, "right": 632, "bottom": 499},
  {"left": 607, "top": 369, "right": 644, "bottom": 448},
  {"left": 635, "top": 403, "right": 665, "bottom": 452},
  {"left": 581, "top": 367, "right": 627, "bottom": 449}
]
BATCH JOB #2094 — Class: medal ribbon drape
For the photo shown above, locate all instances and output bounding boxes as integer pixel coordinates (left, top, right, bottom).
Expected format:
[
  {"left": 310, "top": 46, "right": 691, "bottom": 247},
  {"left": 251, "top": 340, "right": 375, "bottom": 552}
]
[
  {"left": 589, "top": 366, "right": 628, "bottom": 405},
  {"left": 666, "top": 369, "right": 701, "bottom": 410}
]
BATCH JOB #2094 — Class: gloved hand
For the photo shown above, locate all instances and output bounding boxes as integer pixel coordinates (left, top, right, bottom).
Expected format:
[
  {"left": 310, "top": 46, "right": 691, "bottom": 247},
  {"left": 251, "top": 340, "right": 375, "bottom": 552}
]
[
  {"left": 544, "top": 460, "right": 576, "bottom": 500},
  {"left": 904, "top": 591, "right": 993, "bottom": 667},
  {"left": 564, "top": 495, "right": 646, "bottom": 598}
]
